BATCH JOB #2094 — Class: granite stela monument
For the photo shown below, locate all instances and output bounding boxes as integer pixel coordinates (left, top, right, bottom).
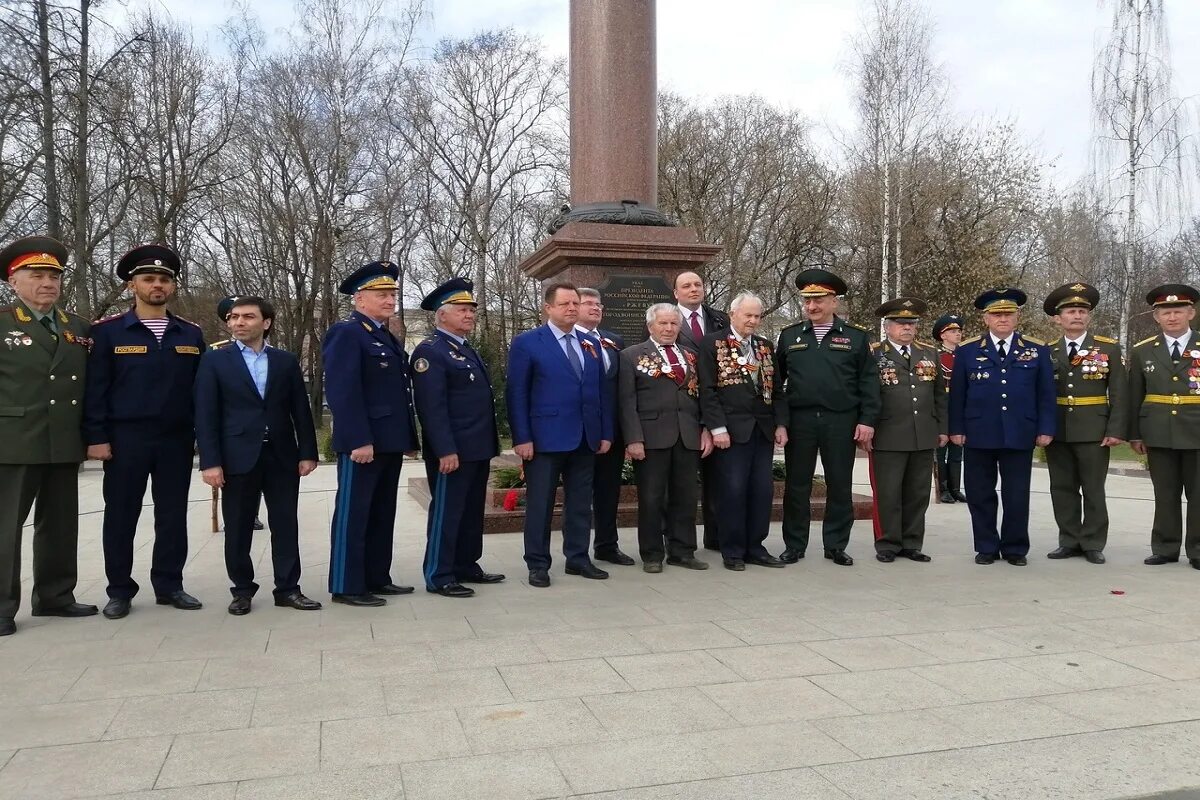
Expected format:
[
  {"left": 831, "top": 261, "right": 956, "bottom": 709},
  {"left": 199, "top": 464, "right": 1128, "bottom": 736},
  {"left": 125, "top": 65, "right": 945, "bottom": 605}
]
[{"left": 519, "top": 0, "right": 720, "bottom": 308}]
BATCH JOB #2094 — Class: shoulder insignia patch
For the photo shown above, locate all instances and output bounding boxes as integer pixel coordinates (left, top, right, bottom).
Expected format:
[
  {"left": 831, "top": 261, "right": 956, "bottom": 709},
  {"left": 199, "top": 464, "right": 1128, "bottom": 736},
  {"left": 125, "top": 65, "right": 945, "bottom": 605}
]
[
  {"left": 960, "top": 335, "right": 982, "bottom": 345},
  {"left": 92, "top": 313, "right": 123, "bottom": 325},
  {"left": 915, "top": 339, "right": 936, "bottom": 349},
  {"left": 1093, "top": 335, "right": 1118, "bottom": 344},
  {"left": 1134, "top": 335, "right": 1157, "bottom": 347},
  {"left": 174, "top": 314, "right": 201, "bottom": 328},
  {"left": 844, "top": 321, "right": 869, "bottom": 332},
  {"left": 14, "top": 306, "right": 31, "bottom": 322},
  {"left": 1021, "top": 336, "right": 1045, "bottom": 346},
  {"left": 413, "top": 357, "right": 430, "bottom": 373}
]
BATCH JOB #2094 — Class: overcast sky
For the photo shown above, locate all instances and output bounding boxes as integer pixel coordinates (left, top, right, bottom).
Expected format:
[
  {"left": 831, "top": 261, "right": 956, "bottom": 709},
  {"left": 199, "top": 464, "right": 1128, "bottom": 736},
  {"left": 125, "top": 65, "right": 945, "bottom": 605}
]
[{"left": 129, "top": 0, "right": 1200, "bottom": 189}]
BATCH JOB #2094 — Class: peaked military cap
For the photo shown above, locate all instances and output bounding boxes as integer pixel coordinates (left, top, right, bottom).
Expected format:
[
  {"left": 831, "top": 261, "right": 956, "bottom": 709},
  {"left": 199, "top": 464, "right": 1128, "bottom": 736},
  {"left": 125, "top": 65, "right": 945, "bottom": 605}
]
[
  {"left": 974, "top": 287, "right": 1027, "bottom": 313},
  {"left": 421, "top": 277, "right": 477, "bottom": 311},
  {"left": 339, "top": 260, "right": 399, "bottom": 295},
  {"left": 875, "top": 296, "right": 928, "bottom": 321},
  {"left": 931, "top": 313, "right": 962, "bottom": 341},
  {"left": 217, "top": 296, "right": 240, "bottom": 321},
  {"left": 0, "top": 235, "right": 68, "bottom": 279},
  {"left": 1043, "top": 282, "right": 1100, "bottom": 315},
  {"left": 116, "top": 244, "right": 181, "bottom": 281},
  {"left": 794, "top": 268, "right": 847, "bottom": 298},
  {"left": 1146, "top": 283, "right": 1199, "bottom": 308}
]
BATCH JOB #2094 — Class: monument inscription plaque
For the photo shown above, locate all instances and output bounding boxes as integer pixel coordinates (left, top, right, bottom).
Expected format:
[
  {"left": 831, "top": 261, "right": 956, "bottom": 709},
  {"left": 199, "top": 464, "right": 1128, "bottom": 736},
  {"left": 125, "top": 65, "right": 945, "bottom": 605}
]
[{"left": 598, "top": 273, "right": 673, "bottom": 343}]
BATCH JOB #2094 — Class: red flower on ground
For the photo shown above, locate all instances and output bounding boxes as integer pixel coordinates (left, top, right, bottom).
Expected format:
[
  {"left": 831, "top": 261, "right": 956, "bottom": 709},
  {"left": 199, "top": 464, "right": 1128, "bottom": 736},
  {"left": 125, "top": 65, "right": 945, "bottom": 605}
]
[{"left": 503, "top": 490, "right": 520, "bottom": 511}]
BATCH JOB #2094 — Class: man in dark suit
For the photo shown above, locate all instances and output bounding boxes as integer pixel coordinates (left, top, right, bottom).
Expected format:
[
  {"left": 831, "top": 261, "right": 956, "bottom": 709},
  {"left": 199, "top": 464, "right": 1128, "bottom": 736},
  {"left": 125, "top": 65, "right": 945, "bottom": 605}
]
[
  {"left": 410, "top": 278, "right": 505, "bottom": 598},
  {"left": 673, "top": 271, "right": 729, "bottom": 551},
  {"left": 577, "top": 287, "right": 633, "bottom": 566},
  {"left": 195, "top": 297, "right": 321, "bottom": 615},
  {"left": 506, "top": 282, "right": 613, "bottom": 588},
  {"left": 85, "top": 244, "right": 206, "bottom": 620},
  {"left": 698, "top": 292, "right": 785, "bottom": 571},
  {"left": 0, "top": 236, "right": 96, "bottom": 636},
  {"left": 323, "top": 261, "right": 419, "bottom": 606},
  {"left": 949, "top": 288, "right": 1056, "bottom": 566},
  {"left": 619, "top": 303, "right": 712, "bottom": 572}
]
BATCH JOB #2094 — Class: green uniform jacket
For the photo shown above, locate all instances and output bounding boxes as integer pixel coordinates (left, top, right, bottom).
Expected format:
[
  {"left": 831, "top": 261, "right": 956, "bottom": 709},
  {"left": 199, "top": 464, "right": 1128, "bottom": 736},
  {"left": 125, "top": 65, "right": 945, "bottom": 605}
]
[
  {"left": 774, "top": 316, "right": 880, "bottom": 428},
  {"left": 0, "top": 302, "right": 90, "bottom": 464},
  {"left": 871, "top": 340, "right": 947, "bottom": 451},
  {"left": 1128, "top": 332, "right": 1200, "bottom": 449},
  {"left": 1048, "top": 333, "right": 1128, "bottom": 443}
]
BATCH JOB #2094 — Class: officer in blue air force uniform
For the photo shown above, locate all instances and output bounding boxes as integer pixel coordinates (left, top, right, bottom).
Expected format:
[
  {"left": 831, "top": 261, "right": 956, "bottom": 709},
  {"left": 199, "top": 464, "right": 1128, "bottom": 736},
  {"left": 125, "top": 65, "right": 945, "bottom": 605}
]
[
  {"left": 410, "top": 278, "right": 505, "bottom": 598},
  {"left": 83, "top": 244, "right": 206, "bottom": 619},
  {"left": 323, "top": 260, "right": 419, "bottom": 606},
  {"left": 948, "top": 288, "right": 1056, "bottom": 565}
]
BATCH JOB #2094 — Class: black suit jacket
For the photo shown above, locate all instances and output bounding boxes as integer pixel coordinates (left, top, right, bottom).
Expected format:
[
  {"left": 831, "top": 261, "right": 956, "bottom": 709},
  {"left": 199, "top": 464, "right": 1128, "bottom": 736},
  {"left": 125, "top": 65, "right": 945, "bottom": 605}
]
[
  {"left": 676, "top": 304, "right": 730, "bottom": 351},
  {"left": 194, "top": 343, "right": 319, "bottom": 475},
  {"left": 697, "top": 330, "right": 777, "bottom": 443}
]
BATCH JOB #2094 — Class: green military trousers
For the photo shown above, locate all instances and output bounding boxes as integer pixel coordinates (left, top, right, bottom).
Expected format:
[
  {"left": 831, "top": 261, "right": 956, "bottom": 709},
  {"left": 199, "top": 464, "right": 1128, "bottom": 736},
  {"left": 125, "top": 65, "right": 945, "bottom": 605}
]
[
  {"left": 783, "top": 407, "right": 858, "bottom": 552},
  {"left": 1045, "top": 441, "right": 1111, "bottom": 552},
  {"left": 0, "top": 463, "right": 81, "bottom": 619}
]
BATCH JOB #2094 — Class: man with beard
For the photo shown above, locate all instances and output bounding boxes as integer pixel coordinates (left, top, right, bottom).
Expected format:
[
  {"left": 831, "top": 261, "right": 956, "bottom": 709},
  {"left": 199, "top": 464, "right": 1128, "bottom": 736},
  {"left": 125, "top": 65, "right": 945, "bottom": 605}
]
[{"left": 84, "top": 244, "right": 206, "bottom": 620}]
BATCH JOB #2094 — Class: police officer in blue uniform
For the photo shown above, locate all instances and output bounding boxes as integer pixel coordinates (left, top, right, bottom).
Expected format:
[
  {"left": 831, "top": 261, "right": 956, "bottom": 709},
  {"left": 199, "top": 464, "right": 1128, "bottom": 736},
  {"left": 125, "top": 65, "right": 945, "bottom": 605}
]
[
  {"left": 410, "top": 278, "right": 505, "bottom": 598},
  {"left": 948, "top": 288, "right": 1056, "bottom": 565},
  {"left": 323, "top": 260, "right": 419, "bottom": 606},
  {"left": 84, "top": 244, "right": 206, "bottom": 618}
]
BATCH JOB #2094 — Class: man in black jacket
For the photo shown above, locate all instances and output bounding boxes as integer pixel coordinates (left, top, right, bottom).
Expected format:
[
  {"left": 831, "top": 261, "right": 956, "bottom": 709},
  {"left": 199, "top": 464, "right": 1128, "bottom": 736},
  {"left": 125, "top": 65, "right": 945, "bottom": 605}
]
[{"left": 194, "top": 297, "right": 322, "bottom": 615}]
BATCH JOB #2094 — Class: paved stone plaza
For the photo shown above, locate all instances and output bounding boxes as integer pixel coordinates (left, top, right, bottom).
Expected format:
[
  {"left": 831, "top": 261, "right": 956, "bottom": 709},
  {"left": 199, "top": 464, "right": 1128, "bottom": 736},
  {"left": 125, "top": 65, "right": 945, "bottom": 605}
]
[{"left": 2, "top": 458, "right": 1199, "bottom": 800}]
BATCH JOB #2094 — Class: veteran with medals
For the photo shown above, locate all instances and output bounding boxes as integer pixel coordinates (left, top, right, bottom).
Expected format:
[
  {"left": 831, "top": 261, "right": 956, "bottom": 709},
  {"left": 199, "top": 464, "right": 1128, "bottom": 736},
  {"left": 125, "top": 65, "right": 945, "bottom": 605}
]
[
  {"left": 1042, "top": 283, "right": 1128, "bottom": 564},
  {"left": 0, "top": 236, "right": 96, "bottom": 636},
  {"left": 869, "top": 298, "right": 947, "bottom": 562},
  {"left": 949, "top": 288, "right": 1056, "bottom": 565},
  {"left": 1128, "top": 284, "right": 1200, "bottom": 570},
  {"left": 410, "top": 278, "right": 505, "bottom": 598}
]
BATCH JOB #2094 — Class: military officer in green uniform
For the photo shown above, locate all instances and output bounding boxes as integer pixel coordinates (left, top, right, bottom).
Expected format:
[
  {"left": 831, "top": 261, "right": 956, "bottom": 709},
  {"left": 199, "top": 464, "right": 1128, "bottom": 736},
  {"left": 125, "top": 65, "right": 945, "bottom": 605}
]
[
  {"left": 1129, "top": 283, "right": 1200, "bottom": 570},
  {"left": 869, "top": 298, "right": 947, "bottom": 562},
  {"left": 775, "top": 268, "right": 880, "bottom": 566},
  {"left": 1043, "top": 282, "right": 1128, "bottom": 564},
  {"left": 0, "top": 236, "right": 97, "bottom": 636}
]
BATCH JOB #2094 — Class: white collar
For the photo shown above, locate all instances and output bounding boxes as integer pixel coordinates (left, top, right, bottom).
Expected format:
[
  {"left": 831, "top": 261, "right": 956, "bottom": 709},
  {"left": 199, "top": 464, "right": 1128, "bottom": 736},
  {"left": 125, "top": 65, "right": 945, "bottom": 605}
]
[
  {"left": 989, "top": 333, "right": 1010, "bottom": 349},
  {"left": 1063, "top": 333, "right": 1087, "bottom": 348},
  {"left": 888, "top": 339, "right": 910, "bottom": 352},
  {"left": 678, "top": 304, "right": 701, "bottom": 319},
  {"left": 1165, "top": 331, "right": 1192, "bottom": 348}
]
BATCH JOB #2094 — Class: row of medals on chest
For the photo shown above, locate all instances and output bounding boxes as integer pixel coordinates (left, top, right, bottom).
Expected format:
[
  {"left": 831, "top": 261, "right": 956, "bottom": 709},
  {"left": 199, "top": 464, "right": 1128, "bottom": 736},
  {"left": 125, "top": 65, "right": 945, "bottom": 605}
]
[{"left": 1145, "top": 346, "right": 1200, "bottom": 394}]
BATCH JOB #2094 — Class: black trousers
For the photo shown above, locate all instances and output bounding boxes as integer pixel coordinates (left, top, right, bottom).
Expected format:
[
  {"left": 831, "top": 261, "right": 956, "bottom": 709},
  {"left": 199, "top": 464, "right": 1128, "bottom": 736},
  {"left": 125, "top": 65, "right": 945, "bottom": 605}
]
[
  {"left": 1146, "top": 447, "right": 1200, "bottom": 560},
  {"left": 329, "top": 452, "right": 403, "bottom": 595},
  {"left": 714, "top": 433, "right": 774, "bottom": 560},
  {"left": 591, "top": 437, "right": 625, "bottom": 557},
  {"left": 635, "top": 441, "right": 699, "bottom": 563},
  {"left": 964, "top": 447, "right": 1033, "bottom": 557},
  {"left": 102, "top": 426, "right": 193, "bottom": 600},
  {"left": 423, "top": 458, "right": 489, "bottom": 589},
  {"left": 783, "top": 408, "right": 858, "bottom": 552},
  {"left": 523, "top": 442, "right": 594, "bottom": 571},
  {"left": 224, "top": 445, "right": 302, "bottom": 598},
  {"left": 700, "top": 453, "right": 721, "bottom": 549},
  {"left": 0, "top": 463, "right": 80, "bottom": 619}
]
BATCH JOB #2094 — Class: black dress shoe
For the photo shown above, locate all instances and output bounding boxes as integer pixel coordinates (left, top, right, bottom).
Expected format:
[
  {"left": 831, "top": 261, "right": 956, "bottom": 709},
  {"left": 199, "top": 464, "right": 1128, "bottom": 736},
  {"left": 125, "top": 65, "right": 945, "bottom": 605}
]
[
  {"left": 1047, "top": 546, "right": 1082, "bottom": 559},
  {"left": 666, "top": 556, "right": 710, "bottom": 570},
  {"left": 368, "top": 583, "right": 415, "bottom": 595},
  {"left": 824, "top": 549, "right": 853, "bottom": 566},
  {"left": 779, "top": 548, "right": 805, "bottom": 564},
  {"left": 876, "top": 551, "right": 896, "bottom": 563},
  {"left": 595, "top": 549, "right": 636, "bottom": 566},
  {"left": 723, "top": 558, "right": 746, "bottom": 571},
  {"left": 898, "top": 549, "right": 932, "bottom": 562},
  {"left": 428, "top": 583, "right": 475, "bottom": 598},
  {"left": 528, "top": 569, "right": 551, "bottom": 588},
  {"left": 32, "top": 602, "right": 98, "bottom": 617},
  {"left": 1005, "top": 556, "right": 1028, "bottom": 566},
  {"left": 0, "top": 617, "right": 14, "bottom": 636},
  {"left": 1144, "top": 554, "right": 1180, "bottom": 565},
  {"left": 102, "top": 598, "right": 130, "bottom": 619},
  {"left": 252, "top": 518, "right": 265, "bottom": 531},
  {"left": 939, "top": 491, "right": 955, "bottom": 503},
  {"left": 1191, "top": 558, "right": 1200, "bottom": 570},
  {"left": 744, "top": 554, "right": 786, "bottom": 568},
  {"left": 155, "top": 590, "right": 202, "bottom": 610},
  {"left": 950, "top": 490, "right": 968, "bottom": 503},
  {"left": 565, "top": 563, "right": 610, "bottom": 579},
  {"left": 459, "top": 572, "right": 506, "bottom": 584},
  {"left": 274, "top": 591, "right": 322, "bottom": 610},
  {"left": 1084, "top": 550, "right": 1106, "bottom": 565},
  {"left": 228, "top": 597, "right": 252, "bottom": 615},
  {"left": 643, "top": 562, "right": 663, "bottom": 573},
  {"left": 331, "top": 593, "right": 386, "bottom": 606},
  {"left": 975, "top": 553, "right": 997, "bottom": 565}
]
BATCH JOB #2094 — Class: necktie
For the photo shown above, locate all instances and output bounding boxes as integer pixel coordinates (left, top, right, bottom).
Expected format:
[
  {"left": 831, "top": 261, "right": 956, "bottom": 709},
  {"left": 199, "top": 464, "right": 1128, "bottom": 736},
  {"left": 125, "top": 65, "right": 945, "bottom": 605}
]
[
  {"left": 664, "top": 345, "right": 685, "bottom": 385},
  {"left": 1068, "top": 341, "right": 1078, "bottom": 361},
  {"left": 997, "top": 339, "right": 1007, "bottom": 360},
  {"left": 900, "top": 345, "right": 910, "bottom": 362},
  {"left": 689, "top": 311, "right": 703, "bottom": 340},
  {"left": 1172, "top": 341, "right": 1182, "bottom": 363},
  {"left": 563, "top": 333, "right": 583, "bottom": 378},
  {"left": 38, "top": 314, "right": 56, "bottom": 337}
]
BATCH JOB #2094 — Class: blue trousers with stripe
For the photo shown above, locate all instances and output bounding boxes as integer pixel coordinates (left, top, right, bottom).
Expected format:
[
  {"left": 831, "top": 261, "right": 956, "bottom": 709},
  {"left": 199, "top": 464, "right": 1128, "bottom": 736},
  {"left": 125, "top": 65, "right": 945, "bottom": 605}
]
[
  {"left": 328, "top": 452, "right": 403, "bottom": 595},
  {"left": 423, "top": 458, "right": 489, "bottom": 589}
]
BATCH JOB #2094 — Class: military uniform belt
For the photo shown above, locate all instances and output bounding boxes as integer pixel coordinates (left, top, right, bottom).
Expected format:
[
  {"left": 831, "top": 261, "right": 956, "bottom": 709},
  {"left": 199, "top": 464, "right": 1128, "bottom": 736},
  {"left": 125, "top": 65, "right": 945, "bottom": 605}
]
[
  {"left": 1143, "top": 394, "right": 1200, "bottom": 405},
  {"left": 1056, "top": 396, "right": 1109, "bottom": 407}
]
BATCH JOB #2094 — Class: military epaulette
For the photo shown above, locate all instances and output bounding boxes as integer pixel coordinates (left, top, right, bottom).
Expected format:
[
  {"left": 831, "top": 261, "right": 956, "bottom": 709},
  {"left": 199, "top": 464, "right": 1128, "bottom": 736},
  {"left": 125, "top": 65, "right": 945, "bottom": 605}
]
[
  {"left": 844, "top": 321, "right": 869, "bottom": 332},
  {"left": 1020, "top": 335, "right": 1045, "bottom": 346},
  {"left": 960, "top": 335, "right": 982, "bottom": 345},
  {"left": 210, "top": 339, "right": 232, "bottom": 349},
  {"left": 1134, "top": 335, "right": 1157, "bottom": 347},
  {"left": 1093, "top": 335, "right": 1119, "bottom": 345},
  {"left": 779, "top": 321, "right": 805, "bottom": 332},
  {"left": 92, "top": 312, "right": 124, "bottom": 325},
  {"left": 916, "top": 340, "right": 936, "bottom": 349},
  {"left": 173, "top": 314, "right": 202, "bottom": 328}
]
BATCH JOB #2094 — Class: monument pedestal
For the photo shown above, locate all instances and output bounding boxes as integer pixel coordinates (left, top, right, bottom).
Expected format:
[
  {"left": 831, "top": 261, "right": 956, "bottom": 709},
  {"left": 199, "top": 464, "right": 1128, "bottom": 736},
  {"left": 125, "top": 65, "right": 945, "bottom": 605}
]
[{"left": 520, "top": 221, "right": 722, "bottom": 342}]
